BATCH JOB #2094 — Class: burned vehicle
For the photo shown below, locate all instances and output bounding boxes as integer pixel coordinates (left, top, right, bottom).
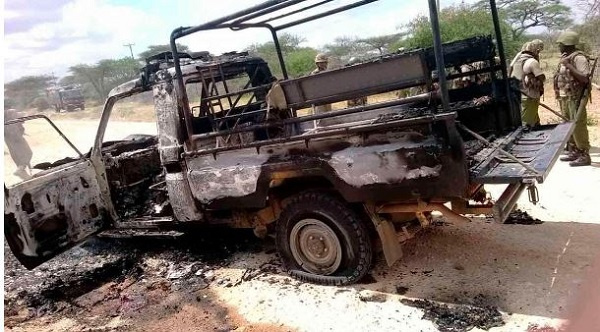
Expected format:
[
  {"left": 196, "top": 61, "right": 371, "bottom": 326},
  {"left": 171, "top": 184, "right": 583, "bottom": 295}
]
[{"left": 4, "top": 0, "right": 574, "bottom": 285}]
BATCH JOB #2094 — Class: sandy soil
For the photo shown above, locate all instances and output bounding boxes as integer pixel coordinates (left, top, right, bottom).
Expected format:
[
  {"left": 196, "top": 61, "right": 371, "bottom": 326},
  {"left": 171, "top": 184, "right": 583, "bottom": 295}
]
[{"left": 4, "top": 93, "right": 600, "bottom": 331}]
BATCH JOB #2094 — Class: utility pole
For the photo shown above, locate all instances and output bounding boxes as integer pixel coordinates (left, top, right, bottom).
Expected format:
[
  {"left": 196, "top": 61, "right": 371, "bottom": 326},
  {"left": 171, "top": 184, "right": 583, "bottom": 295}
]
[{"left": 123, "top": 43, "right": 135, "bottom": 59}]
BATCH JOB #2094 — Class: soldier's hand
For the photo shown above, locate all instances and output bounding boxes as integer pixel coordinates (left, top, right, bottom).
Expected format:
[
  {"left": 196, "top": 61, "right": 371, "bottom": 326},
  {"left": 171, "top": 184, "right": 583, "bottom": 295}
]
[{"left": 559, "top": 57, "right": 570, "bottom": 66}]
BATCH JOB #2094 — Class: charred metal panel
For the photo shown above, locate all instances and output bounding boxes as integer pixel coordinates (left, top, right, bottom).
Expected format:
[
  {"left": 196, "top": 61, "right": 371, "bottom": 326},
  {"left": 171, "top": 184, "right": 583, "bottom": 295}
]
[
  {"left": 328, "top": 139, "right": 443, "bottom": 187},
  {"left": 279, "top": 52, "right": 428, "bottom": 109},
  {"left": 185, "top": 125, "right": 468, "bottom": 210},
  {"left": 186, "top": 153, "right": 270, "bottom": 204},
  {"left": 4, "top": 160, "right": 108, "bottom": 269},
  {"left": 165, "top": 172, "right": 203, "bottom": 222},
  {"left": 472, "top": 122, "right": 575, "bottom": 184},
  {"left": 153, "top": 70, "right": 182, "bottom": 164}
]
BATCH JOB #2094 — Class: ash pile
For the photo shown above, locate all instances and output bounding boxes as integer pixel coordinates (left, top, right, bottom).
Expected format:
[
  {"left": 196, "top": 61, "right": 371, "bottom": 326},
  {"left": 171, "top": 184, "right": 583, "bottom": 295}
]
[{"left": 4, "top": 228, "right": 281, "bottom": 328}]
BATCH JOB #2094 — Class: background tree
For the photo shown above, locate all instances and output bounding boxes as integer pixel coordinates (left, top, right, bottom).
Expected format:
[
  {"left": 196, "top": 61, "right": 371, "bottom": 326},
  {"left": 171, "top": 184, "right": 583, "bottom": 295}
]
[
  {"left": 246, "top": 33, "right": 318, "bottom": 78},
  {"left": 323, "top": 36, "right": 370, "bottom": 63},
  {"left": 138, "top": 43, "right": 190, "bottom": 60},
  {"left": 69, "top": 57, "right": 140, "bottom": 100},
  {"left": 359, "top": 34, "right": 403, "bottom": 55},
  {"left": 4, "top": 75, "right": 54, "bottom": 109},
  {"left": 577, "top": 0, "right": 600, "bottom": 19},
  {"left": 400, "top": 4, "right": 521, "bottom": 56},
  {"left": 477, "top": 0, "right": 572, "bottom": 39}
]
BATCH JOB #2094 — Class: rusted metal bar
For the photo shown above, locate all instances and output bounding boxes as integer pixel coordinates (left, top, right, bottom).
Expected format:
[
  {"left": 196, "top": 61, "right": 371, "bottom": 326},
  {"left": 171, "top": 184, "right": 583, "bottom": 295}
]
[
  {"left": 185, "top": 112, "right": 455, "bottom": 157},
  {"left": 202, "top": 84, "right": 271, "bottom": 103},
  {"left": 428, "top": 0, "right": 449, "bottom": 111},
  {"left": 275, "top": 0, "right": 379, "bottom": 30},
  {"left": 4, "top": 114, "right": 83, "bottom": 157},
  {"left": 230, "top": 0, "right": 306, "bottom": 25},
  {"left": 257, "top": 0, "right": 333, "bottom": 24},
  {"left": 377, "top": 202, "right": 471, "bottom": 224},
  {"left": 458, "top": 123, "right": 542, "bottom": 177},
  {"left": 191, "top": 91, "right": 437, "bottom": 141},
  {"left": 514, "top": 88, "right": 569, "bottom": 122},
  {"left": 489, "top": 0, "right": 516, "bottom": 124},
  {"left": 492, "top": 182, "right": 527, "bottom": 223}
]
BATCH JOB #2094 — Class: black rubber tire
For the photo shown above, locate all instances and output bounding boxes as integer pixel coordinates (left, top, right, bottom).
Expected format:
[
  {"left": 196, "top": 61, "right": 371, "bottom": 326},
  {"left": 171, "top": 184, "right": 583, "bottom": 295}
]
[{"left": 276, "top": 191, "right": 372, "bottom": 285}]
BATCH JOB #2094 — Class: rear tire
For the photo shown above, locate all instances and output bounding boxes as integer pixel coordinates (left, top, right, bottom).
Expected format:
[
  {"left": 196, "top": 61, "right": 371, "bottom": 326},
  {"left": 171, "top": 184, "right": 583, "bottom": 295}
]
[{"left": 276, "top": 191, "right": 372, "bottom": 285}]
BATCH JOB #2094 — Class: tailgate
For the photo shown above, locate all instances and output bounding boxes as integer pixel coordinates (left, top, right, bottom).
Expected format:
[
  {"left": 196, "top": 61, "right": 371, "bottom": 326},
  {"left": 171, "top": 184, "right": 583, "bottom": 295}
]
[{"left": 471, "top": 122, "right": 575, "bottom": 184}]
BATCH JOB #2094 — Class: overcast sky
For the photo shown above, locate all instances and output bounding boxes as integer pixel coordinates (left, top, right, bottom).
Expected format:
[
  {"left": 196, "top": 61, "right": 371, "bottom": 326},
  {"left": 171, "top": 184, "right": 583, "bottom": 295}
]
[{"left": 3, "top": 0, "right": 578, "bottom": 82}]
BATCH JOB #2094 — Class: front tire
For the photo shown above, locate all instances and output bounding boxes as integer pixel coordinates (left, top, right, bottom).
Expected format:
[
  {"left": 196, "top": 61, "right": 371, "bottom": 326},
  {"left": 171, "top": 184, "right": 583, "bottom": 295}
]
[{"left": 276, "top": 191, "right": 372, "bottom": 285}]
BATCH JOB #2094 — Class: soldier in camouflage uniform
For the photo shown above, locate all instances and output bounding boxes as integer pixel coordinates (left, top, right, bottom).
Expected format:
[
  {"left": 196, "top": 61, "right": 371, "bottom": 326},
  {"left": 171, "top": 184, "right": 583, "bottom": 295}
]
[
  {"left": 510, "top": 40, "right": 546, "bottom": 128},
  {"left": 311, "top": 53, "right": 332, "bottom": 117},
  {"left": 554, "top": 31, "right": 592, "bottom": 167},
  {"left": 346, "top": 57, "right": 367, "bottom": 107}
]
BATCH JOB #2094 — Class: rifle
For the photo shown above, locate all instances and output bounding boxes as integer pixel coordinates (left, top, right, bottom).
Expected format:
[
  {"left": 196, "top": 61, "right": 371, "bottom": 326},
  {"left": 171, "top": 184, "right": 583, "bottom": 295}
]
[{"left": 573, "top": 56, "right": 598, "bottom": 124}]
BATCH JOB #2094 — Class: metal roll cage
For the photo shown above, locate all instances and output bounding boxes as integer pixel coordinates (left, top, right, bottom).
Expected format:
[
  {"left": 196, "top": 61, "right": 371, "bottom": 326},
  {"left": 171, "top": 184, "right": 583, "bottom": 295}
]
[{"left": 169, "top": 0, "right": 511, "bottom": 146}]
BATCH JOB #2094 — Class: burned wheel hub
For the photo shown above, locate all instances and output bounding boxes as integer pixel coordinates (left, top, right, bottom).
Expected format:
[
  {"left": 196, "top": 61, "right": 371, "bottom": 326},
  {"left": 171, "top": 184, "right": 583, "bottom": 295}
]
[{"left": 289, "top": 219, "right": 342, "bottom": 275}]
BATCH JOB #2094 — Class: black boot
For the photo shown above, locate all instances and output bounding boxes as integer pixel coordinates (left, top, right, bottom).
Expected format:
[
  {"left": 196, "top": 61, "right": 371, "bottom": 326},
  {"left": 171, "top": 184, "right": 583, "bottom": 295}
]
[
  {"left": 560, "top": 149, "right": 580, "bottom": 162},
  {"left": 569, "top": 151, "right": 591, "bottom": 167}
]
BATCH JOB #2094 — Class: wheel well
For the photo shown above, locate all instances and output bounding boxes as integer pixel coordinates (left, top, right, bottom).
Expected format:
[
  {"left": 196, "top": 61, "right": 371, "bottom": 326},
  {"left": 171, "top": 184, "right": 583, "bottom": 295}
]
[{"left": 270, "top": 176, "right": 334, "bottom": 202}]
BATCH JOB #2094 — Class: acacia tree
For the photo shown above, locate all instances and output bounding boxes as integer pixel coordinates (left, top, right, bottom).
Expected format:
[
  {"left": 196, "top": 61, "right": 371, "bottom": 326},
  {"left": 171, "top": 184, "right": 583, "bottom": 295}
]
[
  {"left": 359, "top": 34, "right": 403, "bottom": 55},
  {"left": 4, "top": 75, "right": 54, "bottom": 109},
  {"left": 402, "top": 5, "right": 521, "bottom": 56},
  {"left": 138, "top": 43, "right": 190, "bottom": 60},
  {"left": 578, "top": 0, "right": 600, "bottom": 18},
  {"left": 477, "top": 0, "right": 572, "bottom": 39},
  {"left": 69, "top": 57, "right": 140, "bottom": 100},
  {"left": 246, "top": 33, "right": 317, "bottom": 78}
]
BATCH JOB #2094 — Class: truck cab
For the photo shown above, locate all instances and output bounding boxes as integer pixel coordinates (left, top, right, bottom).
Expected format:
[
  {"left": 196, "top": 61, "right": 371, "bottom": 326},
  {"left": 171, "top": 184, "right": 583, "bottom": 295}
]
[{"left": 5, "top": 0, "right": 575, "bottom": 285}]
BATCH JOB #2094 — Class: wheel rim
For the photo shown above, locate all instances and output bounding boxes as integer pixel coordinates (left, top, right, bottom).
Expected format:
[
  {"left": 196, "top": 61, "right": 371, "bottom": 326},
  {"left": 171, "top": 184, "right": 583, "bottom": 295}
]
[{"left": 289, "top": 218, "right": 342, "bottom": 275}]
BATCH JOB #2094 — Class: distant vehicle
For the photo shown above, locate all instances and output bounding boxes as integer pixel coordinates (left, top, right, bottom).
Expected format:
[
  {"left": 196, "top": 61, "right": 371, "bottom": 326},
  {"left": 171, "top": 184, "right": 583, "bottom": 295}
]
[{"left": 45, "top": 85, "right": 85, "bottom": 112}]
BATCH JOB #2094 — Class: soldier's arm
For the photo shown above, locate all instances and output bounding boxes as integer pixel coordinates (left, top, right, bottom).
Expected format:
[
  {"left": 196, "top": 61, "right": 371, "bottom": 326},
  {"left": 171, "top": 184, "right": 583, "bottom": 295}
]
[
  {"left": 561, "top": 55, "right": 590, "bottom": 84},
  {"left": 530, "top": 60, "right": 546, "bottom": 82}
]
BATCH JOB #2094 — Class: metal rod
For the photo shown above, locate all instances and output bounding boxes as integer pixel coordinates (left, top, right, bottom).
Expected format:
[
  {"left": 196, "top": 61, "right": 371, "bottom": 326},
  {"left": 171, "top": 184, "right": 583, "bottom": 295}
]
[
  {"left": 185, "top": 112, "right": 454, "bottom": 157},
  {"left": 515, "top": 88, "right": 569, "bottom": 122},
  {"left": 378, "top": 202, "right": 471, "bottom": 224},
  {"left": 489, "top": 0, "right": 515, "bottom": 123},
  {"left": 271, "top": 29, "right": 289, "bottom": 79},
  {"left": 428, "top": 0, "right": 449, "bottom": 111},
  {"left": 457, "top": 123, "right": 542, "bottom": 176},
  {"left": 174, "top": 0, "right": 290, "bottom": 39},
  {"left": 4, "top": 114, "right": 83, "bottom": 157},
  {"left": 231, "top": 0, "right": 306, "bottom": 25},
  {"left": 202, "top": 84, "right": 272, "bottom": 103},
  {"left": 275, "top": 0, "right": 379, "bottom": 30},
  {"left": 170, "top": 29, "right": 195, "bottom": 148},
  {"left": 258, "top": 0, "right": 333, "bottom": 24},
  {"left": 192, "top": 91, "right": 437, "bottom": 140}
]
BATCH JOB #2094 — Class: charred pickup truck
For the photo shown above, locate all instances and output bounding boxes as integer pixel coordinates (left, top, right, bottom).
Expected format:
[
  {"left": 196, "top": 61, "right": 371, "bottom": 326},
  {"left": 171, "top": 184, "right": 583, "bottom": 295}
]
[{"left": 4, "top": 0, "right": 574, "bottom": 285}]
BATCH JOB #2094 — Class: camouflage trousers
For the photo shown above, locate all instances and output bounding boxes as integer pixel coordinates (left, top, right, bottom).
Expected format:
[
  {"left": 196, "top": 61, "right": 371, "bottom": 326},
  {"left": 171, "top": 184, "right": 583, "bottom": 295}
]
[
  {"left": 559, "top": 96, "right": 590, "bottom": 151},
  {"left": 521, "top": 97, "right": 540, "bottom": 127}
]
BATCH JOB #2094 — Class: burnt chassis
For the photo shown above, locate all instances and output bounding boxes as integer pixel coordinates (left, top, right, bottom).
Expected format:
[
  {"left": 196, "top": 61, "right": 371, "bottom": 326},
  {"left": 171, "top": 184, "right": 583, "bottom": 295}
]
[{"left": 4, "top": 0, "right": 574, "bottom": 282}]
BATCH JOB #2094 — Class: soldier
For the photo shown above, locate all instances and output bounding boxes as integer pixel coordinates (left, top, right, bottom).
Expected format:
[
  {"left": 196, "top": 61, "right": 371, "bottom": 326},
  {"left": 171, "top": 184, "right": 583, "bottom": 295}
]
[
  {"left": 346, "top": 57, "right": 367, "bottom": 107},
  {"left": 311, "top": 53, "right": 332, "bottom": 116},
  {"left": 311, "top": 53, "right": 329, "bottom": 75},
  {"left": 510, "top": 39, "right": 545, "bottom": 128},
  {"left": 555, "top": 31, "right": 592, "bottom": 167}
]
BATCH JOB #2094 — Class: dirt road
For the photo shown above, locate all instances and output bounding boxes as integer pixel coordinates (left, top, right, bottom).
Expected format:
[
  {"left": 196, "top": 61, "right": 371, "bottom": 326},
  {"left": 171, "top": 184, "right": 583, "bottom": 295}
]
[{"left": 4, "top": 118, "right": 600, "bottom": 332}]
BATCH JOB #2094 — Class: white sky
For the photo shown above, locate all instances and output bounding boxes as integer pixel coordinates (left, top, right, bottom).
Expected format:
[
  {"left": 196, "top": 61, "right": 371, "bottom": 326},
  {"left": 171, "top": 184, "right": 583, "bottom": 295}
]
[{"left": 3, "top": 0, "right": 579, "bottom": 82}]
